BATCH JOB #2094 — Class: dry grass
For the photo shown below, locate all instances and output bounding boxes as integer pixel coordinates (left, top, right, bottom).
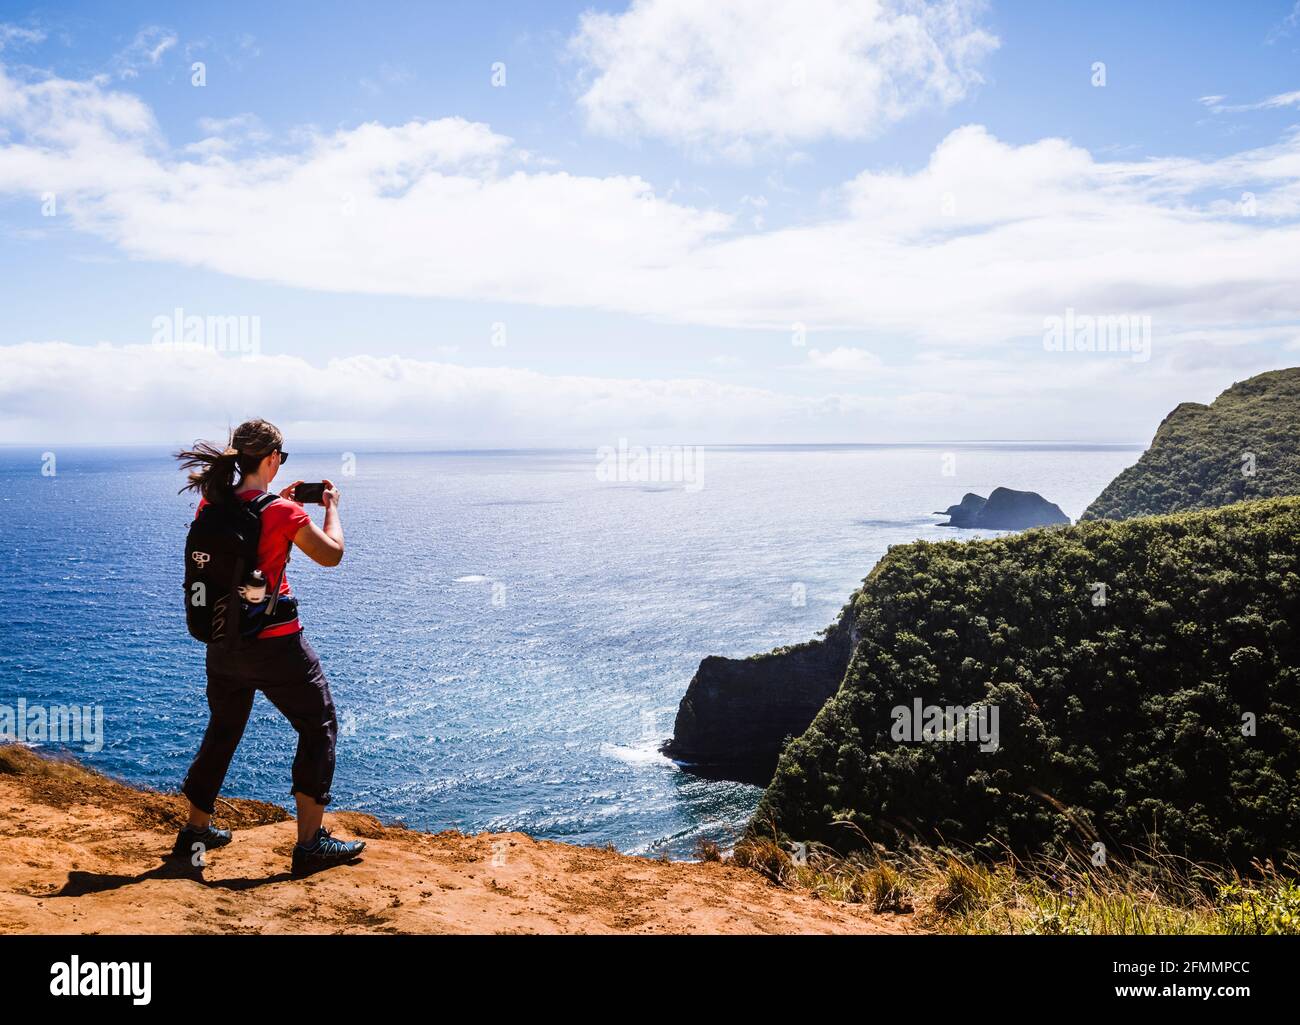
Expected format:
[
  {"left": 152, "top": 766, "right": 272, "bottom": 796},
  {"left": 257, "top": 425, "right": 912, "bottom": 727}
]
[
  {"left": 0, "top": 742, "right": 290, "bottom": 829},
  {"left": 0, "top": 743, "right": 94, "bottom": 781},
  {"left": 733, "top": 821, "right": 1300, "bottom": 935}
]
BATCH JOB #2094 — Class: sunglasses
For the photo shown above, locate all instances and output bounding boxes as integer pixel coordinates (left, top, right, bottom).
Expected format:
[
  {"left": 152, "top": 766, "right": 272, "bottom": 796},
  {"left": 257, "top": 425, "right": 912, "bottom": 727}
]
[{"left": 277, "top": 449, "right": 289, "bottom": 465}]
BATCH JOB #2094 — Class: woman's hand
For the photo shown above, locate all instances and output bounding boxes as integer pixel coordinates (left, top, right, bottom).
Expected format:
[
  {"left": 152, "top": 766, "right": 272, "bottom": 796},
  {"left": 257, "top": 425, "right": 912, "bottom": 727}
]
[
  {"left": 279, "top": 480, "right": 305, "bottom": 504},
  {"left": 294, "top": 478, "right": 344, "bottom": 566}
]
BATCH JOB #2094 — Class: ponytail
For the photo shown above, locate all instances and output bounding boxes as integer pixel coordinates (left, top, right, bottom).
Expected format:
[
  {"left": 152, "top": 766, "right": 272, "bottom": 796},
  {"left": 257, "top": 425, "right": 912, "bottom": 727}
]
[{"left": 176, "top": 419, "right": 284, "bottom": 503}]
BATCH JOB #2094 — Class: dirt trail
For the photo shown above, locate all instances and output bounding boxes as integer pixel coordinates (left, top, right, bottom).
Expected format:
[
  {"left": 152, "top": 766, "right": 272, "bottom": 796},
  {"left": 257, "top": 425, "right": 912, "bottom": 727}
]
[{"left": 0, "top": 746, "right": 917, "bottom": 935}]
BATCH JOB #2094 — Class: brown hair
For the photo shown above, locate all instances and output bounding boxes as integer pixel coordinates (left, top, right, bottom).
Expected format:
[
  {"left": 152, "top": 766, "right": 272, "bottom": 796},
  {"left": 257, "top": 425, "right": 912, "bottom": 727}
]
[{"left": 176, "top": 419, "right": 284, "bottom": 503}]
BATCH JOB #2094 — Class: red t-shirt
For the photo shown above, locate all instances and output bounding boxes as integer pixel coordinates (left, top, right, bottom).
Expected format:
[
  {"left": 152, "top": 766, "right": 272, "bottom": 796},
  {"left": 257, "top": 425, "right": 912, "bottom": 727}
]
[{"left": 195, "top": 489, "right": 311, "bottom": 638}]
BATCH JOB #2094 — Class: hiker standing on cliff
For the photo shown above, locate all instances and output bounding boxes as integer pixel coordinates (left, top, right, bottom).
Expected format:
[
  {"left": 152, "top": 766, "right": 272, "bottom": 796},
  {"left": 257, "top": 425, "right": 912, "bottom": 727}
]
[{"left": 171, "top": 418, "right": 365, "bottom": 878}]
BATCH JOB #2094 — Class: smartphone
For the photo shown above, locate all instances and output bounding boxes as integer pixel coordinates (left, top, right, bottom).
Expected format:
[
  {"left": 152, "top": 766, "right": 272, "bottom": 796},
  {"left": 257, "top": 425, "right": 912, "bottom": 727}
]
[{"left": 295, "top": 482, "right": 326, "bottom": 505}]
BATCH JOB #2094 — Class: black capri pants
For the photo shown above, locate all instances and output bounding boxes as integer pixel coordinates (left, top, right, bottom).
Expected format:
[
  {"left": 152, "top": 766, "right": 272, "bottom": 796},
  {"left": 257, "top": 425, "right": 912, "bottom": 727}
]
[{"left": 181, "top": 631, "right": 337, "bottom": 815}]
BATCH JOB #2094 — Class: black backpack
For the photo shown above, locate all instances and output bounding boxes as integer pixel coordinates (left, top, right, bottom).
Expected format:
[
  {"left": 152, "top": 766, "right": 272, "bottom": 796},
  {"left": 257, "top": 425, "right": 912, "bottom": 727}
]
[{"left": 183, "top": 493, "right": 295, "bottom": 648}]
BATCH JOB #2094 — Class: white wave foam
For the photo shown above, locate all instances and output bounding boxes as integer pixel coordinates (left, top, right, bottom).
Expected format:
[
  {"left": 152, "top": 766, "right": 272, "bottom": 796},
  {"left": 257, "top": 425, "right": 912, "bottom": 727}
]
[{"left": 600, "top": 740, "right": 673, "bottom": 767}]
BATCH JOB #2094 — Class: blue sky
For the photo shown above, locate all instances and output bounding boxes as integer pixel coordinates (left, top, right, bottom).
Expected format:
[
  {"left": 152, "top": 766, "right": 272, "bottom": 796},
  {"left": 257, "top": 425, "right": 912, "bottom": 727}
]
[{"left": 2, "top": 0, "right": 1299, "bottom": 445}]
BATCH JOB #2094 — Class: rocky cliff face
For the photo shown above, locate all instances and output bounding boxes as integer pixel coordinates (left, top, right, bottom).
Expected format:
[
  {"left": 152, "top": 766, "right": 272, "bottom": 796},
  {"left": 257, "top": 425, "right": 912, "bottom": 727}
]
[{"left": 661, "top": 606, "right": 855, "bottom": 784}]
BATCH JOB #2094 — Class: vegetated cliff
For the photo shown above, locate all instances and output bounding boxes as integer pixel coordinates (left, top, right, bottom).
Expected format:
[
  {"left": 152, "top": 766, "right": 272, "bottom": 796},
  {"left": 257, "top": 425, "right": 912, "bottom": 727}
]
[
  {"left": 661, "top": 605, "right": 855, "bottom": 783},
  {"left": 937, "top": 487, "right": 1071, "bottom": 529},
  {"left": 1081, "top": 367, "right": 1300, "bottom": 521},
  {"left": 749, "top": 496, "right": 1300, "bottom": 866}
]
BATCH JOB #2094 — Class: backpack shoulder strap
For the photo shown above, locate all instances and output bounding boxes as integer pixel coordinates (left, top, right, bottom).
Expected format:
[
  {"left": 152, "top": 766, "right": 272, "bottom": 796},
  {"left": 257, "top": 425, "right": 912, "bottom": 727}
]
[
  {"left": 249, "top": 492, "right": 279, "bottom": 514},
  {"left": 245, "top": 492, "right": 293, "bottom": 618}
]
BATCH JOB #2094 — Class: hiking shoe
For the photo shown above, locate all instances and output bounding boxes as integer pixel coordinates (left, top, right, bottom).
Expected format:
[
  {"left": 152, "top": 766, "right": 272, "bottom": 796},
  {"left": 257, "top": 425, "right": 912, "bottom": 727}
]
[
  {"left": 168, "top": 824, "right": 233, "bottom": 862},
  {"left": 292, "top": 827, "right": 366, "bottom": 878}
]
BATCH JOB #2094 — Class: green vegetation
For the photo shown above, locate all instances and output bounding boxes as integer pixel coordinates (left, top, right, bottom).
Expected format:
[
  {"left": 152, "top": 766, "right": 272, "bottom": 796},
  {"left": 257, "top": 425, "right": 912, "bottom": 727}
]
[
  {"left": 1081, "top": 367, "right": 1300, "bottom": 521},
  {"left": 731, "top": 833, "right": 1300, "bottom": 934},
  {"left": 749, "top": 496, "right": 1300, "bottom": 869}
]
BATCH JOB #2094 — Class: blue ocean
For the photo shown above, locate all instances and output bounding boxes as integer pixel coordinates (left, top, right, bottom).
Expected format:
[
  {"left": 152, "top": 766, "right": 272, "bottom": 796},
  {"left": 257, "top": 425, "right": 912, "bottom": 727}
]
[{"left": 0, "top": 443, "right": 1139, "bottom": 858}]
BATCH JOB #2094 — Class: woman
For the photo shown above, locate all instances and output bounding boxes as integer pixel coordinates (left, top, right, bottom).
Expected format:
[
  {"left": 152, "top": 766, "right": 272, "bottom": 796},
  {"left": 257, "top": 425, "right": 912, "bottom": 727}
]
[{"left": 173, "top": 419, "right": 365, "bottom": 878}]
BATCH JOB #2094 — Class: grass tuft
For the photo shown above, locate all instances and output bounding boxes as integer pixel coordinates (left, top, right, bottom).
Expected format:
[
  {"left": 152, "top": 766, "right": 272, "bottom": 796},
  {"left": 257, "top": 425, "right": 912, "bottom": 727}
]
[{"left": 731, "top": 821, "right": 1300, "bottom": 934}]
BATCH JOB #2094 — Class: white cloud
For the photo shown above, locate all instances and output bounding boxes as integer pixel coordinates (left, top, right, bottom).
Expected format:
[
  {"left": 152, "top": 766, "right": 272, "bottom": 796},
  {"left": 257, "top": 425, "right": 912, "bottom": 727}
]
[
  {"left": 1199, "top": 90, "right": 1300, "bottom": 114},
  {"left": 570, "top": 0, "right": 998, "bottom": 158},
  {"left": 196, "top": 113, "right": 267, "bottom": 137},
  {"left": 0, "top": 63, "right": 729, "bottom": 313},
  {"left": 359, "top": 62, "right": 414, "bottom": 97},
  {"left": 804, "top": 347, "right": 883, "bottom": 375},
  {"left": 0, "top": 23, "right": 44, "bottom": 51},
  {"left": 185, "top": 113, "right": 270, "bottom": 155},
  {"left": 1268, "top": 2, "right": 1300, "bottom": 43},
  {"left": 114, "top": 26, "right": 178, "bottom": 78},
  {"left": 2, "top": 64, "right": 1300, "bottom": 352}
]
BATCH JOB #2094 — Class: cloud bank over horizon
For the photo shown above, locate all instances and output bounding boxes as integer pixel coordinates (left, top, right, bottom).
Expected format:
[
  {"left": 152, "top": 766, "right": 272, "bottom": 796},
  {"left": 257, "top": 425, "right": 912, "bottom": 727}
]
[{"left": 0, "top": 339, "right": 1287, "bottom": 447}]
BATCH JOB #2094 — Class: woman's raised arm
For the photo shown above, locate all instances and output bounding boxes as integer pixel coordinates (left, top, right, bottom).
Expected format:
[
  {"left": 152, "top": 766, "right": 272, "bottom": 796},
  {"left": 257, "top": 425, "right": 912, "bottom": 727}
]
[{"left": 291, "top": 479, "right": 345, "bottom": 567}]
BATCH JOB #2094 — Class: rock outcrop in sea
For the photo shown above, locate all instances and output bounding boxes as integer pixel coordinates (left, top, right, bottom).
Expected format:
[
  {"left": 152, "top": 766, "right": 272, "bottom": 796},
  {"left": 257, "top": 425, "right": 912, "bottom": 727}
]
[{"left": 936, "top": 487, "right": 1070, "bottom": 529}]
